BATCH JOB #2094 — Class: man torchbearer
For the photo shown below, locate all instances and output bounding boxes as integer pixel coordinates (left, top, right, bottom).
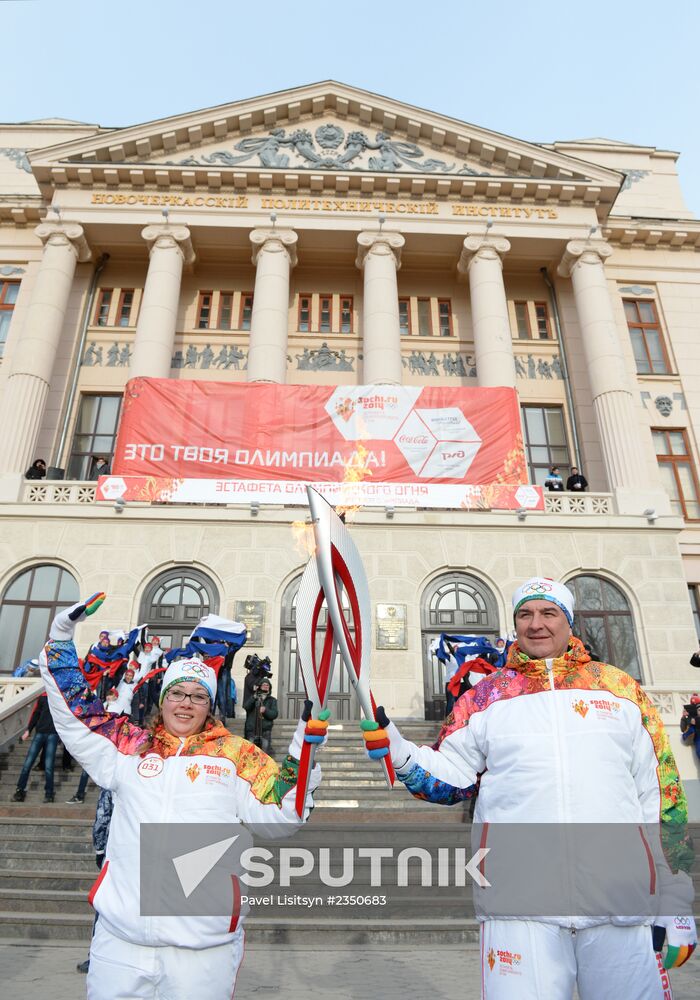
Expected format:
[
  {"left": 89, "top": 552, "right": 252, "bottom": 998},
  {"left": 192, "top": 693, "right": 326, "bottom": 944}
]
[{"left": 362, "top": 576, "right": 696, "bottom": 999}]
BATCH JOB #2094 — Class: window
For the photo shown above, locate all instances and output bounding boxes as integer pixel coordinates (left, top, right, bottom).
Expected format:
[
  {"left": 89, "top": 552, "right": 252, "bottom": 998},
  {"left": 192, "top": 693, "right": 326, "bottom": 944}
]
[
  {"left": 0, "top": 280, "right": 19, "bottom": 357},
  {"left": 653, "top": 429, "right": 700, "bottom": 520},
  {"left": 117, "top": 289, "right": 134, "bottom": 327},
  {"left": 0, "top": 564, "right": 79, "bottom": 672},
  {"left": 534, "top": 302, "right": 551, "bottom": 340},
  {"left": 420, "top": 574, "right": 499, "bottom": 720},
  {"left": 197, "top": 292, "right": 213, "bottom": 329},
  {"left": 94, "top": 288, "right": 112, "bottom": 327},
  {"left": 438, "top": 300, "right": 453, "bottom": 337},
  {"left": 298, "top": 294, "right": 311, "bottom": 333},
  {"left": 623, "top": 300, "right": 670, "bottom": 375},
  {"left": 417, "top": 299, "right": 432, "bottom": 337},
  {"left": 689, "top": 585, "right": 700, "bottom": 642},
  {"left": 514, "top": 301, "right": 530, "bottom": 339},
  {"left": 67, "top": 395, "right": 122, "bottom": 480},
  {"left": 319, "top": 295, "right": 332, "bottom": 333},
  {"left": 569, "top": 575, "right": 642, "bottom": 680},
  {"left": 139, "top": 568, "right": 219, "bottom": 651},
  {"left": 239, "top": 292, "right": 253, "bottom": 331},
  {"left": 340, "top": 296, "right": 353, "bottom": 334},
  {"left": 219, "top": 293, "right": 233, "bottom": 330},
  {"left": 399, "top": 299, "right": 411, "bottom": 336},
  {"left": 522, "top": 405, "right": 571, "bottom": 486}
]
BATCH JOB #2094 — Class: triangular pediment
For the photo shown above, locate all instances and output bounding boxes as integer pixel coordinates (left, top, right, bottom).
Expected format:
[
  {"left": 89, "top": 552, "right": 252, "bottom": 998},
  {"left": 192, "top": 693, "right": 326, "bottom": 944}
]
[{"left": 28, "top": 81, "right": 623, "bottom": 209}]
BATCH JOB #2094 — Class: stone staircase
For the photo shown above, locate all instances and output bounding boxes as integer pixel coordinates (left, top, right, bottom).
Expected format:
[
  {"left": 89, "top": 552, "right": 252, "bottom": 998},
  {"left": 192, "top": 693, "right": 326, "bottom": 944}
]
[{"left": 0, "top": 719, "right": 478, "bottom": 944}]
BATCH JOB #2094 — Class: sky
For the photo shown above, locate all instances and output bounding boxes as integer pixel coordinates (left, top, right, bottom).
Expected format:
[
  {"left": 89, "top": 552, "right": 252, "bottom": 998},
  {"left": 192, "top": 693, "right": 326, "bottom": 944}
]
[{"left": 1, "top": 0, "right": 699, "bottom": 214}]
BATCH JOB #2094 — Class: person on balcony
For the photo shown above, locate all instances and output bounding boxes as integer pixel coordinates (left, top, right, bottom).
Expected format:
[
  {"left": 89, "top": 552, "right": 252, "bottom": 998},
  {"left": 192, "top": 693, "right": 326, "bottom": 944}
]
[
  {"left": 24, "top": 458, "right": 46, "bottom": 480},
  {"left": 566, "top": 466, "right": 589, "bottom": 492}
]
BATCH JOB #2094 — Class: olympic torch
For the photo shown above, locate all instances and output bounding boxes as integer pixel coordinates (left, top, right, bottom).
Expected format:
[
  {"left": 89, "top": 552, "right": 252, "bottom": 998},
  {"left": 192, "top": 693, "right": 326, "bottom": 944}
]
[{"left": 294, "top": 487, "right": 395, "bottom": 817}]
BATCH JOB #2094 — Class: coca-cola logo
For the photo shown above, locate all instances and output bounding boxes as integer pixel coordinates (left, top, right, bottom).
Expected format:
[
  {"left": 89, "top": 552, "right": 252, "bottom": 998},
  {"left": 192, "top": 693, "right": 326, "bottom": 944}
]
[{"left": 398, "top": 435, "right": 430, "bottom": 446}]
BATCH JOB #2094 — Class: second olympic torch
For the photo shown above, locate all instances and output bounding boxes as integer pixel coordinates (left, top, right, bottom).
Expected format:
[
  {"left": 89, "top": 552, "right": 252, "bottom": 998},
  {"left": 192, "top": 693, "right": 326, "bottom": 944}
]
[{"left": 294, "top": 487, "right": 395, "bottom": 816}]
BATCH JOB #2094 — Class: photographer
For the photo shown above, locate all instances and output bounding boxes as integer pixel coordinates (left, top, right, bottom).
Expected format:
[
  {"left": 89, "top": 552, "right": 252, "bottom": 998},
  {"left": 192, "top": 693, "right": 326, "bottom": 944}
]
[
  {"left": 243, "top": 676, "right": 278, "bottom": 754},
  {"left": 681, "top": 694, "right": 700, "bottom": 762}
]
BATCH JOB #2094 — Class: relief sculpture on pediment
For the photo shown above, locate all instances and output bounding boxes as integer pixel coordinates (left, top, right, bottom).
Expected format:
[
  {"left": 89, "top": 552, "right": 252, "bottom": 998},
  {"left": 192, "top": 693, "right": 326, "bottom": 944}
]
[{"left": 169, "top": 124, "right": 492, "bottom": 175}]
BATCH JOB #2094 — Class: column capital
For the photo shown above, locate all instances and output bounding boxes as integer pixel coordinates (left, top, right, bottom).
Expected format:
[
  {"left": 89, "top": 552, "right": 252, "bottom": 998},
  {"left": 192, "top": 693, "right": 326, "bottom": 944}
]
[
  {"left": 250, "top": 228, "right": 298, "bottom": 267},
  {"left": 34, "top": 222, "right": 92, "bottom": 262},
  {"left": 355, "top": 231, "right": 405, "bottom": 270},
  {"left": 457, "top": 235, "right": 511, "bottom": 275},
  {"left": 141, "top": 224, "right": 195, "bottom": 265},
  {"left": 557, "top": 239, "right": 613, "bottom": 278}
]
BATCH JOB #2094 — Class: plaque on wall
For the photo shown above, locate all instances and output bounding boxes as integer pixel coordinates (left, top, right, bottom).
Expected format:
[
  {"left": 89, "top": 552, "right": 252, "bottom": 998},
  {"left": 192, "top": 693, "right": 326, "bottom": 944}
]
[
  {"left": 234, "top": 601, "right": 266, "bottom": 646},
  {"left": 376, "top": 604, "right": 407, "bottom": 649}
]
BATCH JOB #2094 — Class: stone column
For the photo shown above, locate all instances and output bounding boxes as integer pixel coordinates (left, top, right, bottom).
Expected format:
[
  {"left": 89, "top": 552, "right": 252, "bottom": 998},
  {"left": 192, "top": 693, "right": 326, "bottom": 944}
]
[
  {"left": 247, "top": 228, "right": 298, "bottom": 383},
  {"left": 0, "top": 222, "right": 91, "bottom": 477},
  {"left": 458, "top": 236, "right": 516, "bottom": 388},
  {"left": 355, "top": 231, "right": 405, "bottom": 385},
  {"left": 558, "top": 240, "right": 661, "bottom": 511},
  {"left": 129, "top": 225, "right": 195, "bottom": 379}
]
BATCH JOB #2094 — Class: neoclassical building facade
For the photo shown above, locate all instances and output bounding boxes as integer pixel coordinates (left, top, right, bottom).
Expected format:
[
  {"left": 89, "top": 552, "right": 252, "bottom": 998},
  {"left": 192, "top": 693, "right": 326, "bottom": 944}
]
[{"left": 0, "top": 82, "right": 699, "bottom": 809}]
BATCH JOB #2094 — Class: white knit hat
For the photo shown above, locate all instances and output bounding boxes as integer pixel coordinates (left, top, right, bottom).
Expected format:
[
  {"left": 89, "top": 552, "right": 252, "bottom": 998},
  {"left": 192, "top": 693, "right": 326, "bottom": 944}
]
[
  {"left": 512, "top": 577, "right": 574, "bottom": 626},
  {"left": 159, "top": 657, "right": 217, "bottom": 706}
]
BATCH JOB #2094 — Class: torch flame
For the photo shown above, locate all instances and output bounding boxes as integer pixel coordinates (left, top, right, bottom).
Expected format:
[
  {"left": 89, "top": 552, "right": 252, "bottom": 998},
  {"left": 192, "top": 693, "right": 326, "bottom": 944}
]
[
  {"left": 291, "top": 519, "right": 316, "bottom": 558},
  {"left": 335, "top": 441, "right": 372, "bottom": 522},
  {"left": 290, "top": 431, "right": 373, "bottom": 555}
]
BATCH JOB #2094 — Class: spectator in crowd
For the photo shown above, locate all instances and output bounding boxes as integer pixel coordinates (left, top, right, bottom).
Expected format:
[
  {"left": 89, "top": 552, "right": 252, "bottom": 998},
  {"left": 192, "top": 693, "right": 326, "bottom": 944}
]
[
  {"left": 89, "top": 455, "right": 110, "bottom": 480},
  {"left": 362, "top": 575, "right": 697, "bottom": 991},
  {"left": 544, "top": 466, "right": 565, "bottom": 491},
  {"left": 566, "top": 466, "right": 589, "bottom": 492},
  {"left": 25, "top": 459, "right": 47, "bottom": 480},
  {"left": 40, "top": 592, "right": 325, "bottom": 999},
  {"left": 681, "top": 694, "right": 700, "bottom": 762},
  {"left": 243, "top": 676, "right": 278, "bottom": 754},
  {"left": 229, "top": 673, "right": 237, "bottom": 718},
  {"left": 12, "top": 692, "right": 58, "bottom": 802}
]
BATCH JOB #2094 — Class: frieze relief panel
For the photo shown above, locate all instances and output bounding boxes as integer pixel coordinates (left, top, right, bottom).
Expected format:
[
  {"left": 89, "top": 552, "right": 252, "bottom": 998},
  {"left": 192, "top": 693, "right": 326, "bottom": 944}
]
[
  {"left": 400, "top": 351, "right": 564, "bottom": 379},
  {"left": 82, "top": 341, "right": 133, "bottom": 367},
  {"left": 171, "top": 344, "right": 248, "bottom": 370}
]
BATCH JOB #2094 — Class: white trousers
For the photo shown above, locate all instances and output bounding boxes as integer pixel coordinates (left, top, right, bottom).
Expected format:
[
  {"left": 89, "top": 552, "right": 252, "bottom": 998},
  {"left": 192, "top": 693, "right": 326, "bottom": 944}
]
[
  {"left": 481, "top": 920, "right": 672, "bottom": 1000},
  {"left": 86, "top": 919, "right": 245, "bottom": 1000}
]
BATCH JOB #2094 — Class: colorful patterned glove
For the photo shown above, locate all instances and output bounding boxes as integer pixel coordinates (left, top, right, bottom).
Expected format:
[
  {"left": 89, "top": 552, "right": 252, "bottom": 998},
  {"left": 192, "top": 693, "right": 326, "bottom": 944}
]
[
  {"left": 50, "top": 593, "right": 107, "bottom": 640},
  {"left": 361, "top": 705, "right": 391, "bottom": 760},
  {"left": 289, "top": 701, "right": 331, "bottom": 759},
  {"left": 69, "top": 593, "right": 106, "bottom": 621},
  {"left": 301, "top": 700, "right": 331, "bottom": 744},
  {"left": 653, "top": 915, "right": 697, "bottom": 969}
]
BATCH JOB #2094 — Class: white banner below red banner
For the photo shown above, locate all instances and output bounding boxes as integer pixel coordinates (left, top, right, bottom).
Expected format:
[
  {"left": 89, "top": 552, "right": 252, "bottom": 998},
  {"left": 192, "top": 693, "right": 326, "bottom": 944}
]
[{"left": 96, "top": 475, "right": 544, "bottom": 511}]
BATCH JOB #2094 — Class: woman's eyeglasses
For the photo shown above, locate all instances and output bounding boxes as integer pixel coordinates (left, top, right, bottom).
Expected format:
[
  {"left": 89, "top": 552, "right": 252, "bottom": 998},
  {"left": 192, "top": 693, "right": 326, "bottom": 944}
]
[{"left": 165, "top": 689, "right": 210, "bottom": 707}]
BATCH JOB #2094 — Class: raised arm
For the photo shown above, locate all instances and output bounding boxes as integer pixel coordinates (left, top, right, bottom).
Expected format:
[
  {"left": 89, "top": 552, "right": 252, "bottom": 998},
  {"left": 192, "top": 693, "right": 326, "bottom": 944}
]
[{"left": 40, "top": 594, "right": 149, "bottom": 790}]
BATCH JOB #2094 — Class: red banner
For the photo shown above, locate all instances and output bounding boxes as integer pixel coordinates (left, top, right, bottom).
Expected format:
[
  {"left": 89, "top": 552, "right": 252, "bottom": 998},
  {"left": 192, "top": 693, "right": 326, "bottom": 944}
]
[
  {"left": 101, "top": 379, "right": 543, "bottom": 509},
  {"left": 112, "top": 378, "right": 527, "bottom": 487}
]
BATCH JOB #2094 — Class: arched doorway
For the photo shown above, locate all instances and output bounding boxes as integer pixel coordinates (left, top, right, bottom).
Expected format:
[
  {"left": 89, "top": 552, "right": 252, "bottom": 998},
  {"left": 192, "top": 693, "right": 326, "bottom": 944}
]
[
  {"left": 278, "top": 575, "right": 359, "bottom": 720},
  {"left": 420, "top": 573, "right": 500, "bottom": 719},
  {"left": 139, "top": 568, "right": 219, "bottom": 651},
  {"left": 0, "top": 564, "right": 79, "bottom": 672},
  {"left": 568, "top": 575, "right": 642, "bottom": 680}
]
